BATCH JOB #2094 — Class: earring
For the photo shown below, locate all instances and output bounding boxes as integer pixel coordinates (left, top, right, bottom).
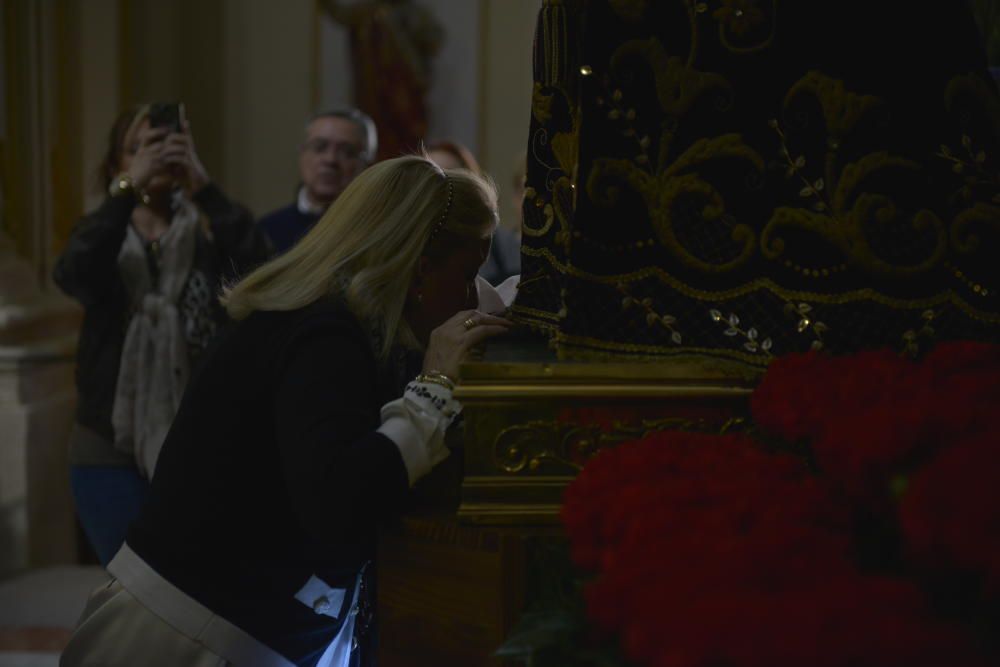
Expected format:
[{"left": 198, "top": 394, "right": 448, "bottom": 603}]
[{"left": 416, "top": 292, "right": 424, "bottom": 305}]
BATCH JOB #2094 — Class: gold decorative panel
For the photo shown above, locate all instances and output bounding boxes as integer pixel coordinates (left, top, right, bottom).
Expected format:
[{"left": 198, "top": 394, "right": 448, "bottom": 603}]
[{"left": 456, "top": 352, "right": 755, "bottom": 524}]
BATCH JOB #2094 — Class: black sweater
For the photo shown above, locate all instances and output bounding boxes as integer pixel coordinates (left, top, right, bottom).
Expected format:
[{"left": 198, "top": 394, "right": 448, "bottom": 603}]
[
  {"left": 53, "top": 185, "right": 273, "bottom": 442},
  {"left": 126, "top": 301, "right": 411, "bottom": 666},
  {"left": 259, "top": 203, "right": 321, "bottom": 253}
]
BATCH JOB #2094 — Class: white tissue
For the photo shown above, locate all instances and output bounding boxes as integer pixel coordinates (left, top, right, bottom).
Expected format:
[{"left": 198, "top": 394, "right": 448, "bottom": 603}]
[{"left": 476, "top": 275, "right": 519, "bottom": 314}]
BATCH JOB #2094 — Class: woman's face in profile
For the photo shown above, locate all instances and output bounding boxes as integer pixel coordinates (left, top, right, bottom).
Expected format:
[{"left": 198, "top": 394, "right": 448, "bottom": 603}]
[{"left": 409, "top": 235, "right": 492, "bottom": 345}]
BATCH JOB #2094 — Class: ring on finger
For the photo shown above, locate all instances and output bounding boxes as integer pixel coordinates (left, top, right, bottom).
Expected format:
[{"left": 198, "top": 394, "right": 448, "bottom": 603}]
[{"left": 463, "top": 317, "right": 477, "bottom": 331}]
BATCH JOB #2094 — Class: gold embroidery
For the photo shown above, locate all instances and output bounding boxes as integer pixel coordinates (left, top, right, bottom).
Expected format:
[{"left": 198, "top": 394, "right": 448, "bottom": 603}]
[
  {"left": 551, "top": 118, "right": 580, "bottom": 179},
  {"left": 518, "top": 244, "right": 1000, "bottom": 325},
  {"left": 762, "top": 74, "right": 949, "bottom": 278},
  {"left": 619, "top": 284, "right": 684, "bottom": 344},
  {"left": 946, "top": 262, "right": 991, "bottom": 297},
  {"left": 712, "top": 0, "right": 777, "bottom": 54},
  {"left": 554, "top": 332, "right": 774, "bottom": 366},
  {"left": 901, "top": 309, "right": 938, "bottom": 357},
  {"left": 531, "top": 82, "right": 553, "bottom": 125},
  {"left": 596, "top": 85, "right": 652, "bottom": 165},
  {"left": 541, "top": 2, "right": 566, "bottom": 87},
  {"left": 521, "top": 188, "right": 555, "bottom": 238},
  {"left": 951, "top": 202, "right": 1000, "bottom": 255},
  {"left": 709, "top": 309, "right": 773, "bottom": 356},
  {"left": 762, "top": 189, "right": 948, "bottom": 279},
  {"left": 785, "top": 70, "right": 883, "bottom": 142},
  {"left": 510, "top": 304, "right": 562, "bottom": 323},
  {"left": 588, "top": 134, "right": 764, "bottom": 273},
  {"left": 609, "top": 38, "right": 731, "bottom": 164},
  {"left": 781, "top": 301, "right": 827, "bottom": 350},
  {"left": 528, "top": 81, "right": 580, "bottom": 212},
  {"left": 517, "top": 6, "right": 1000, "bottom": 358}
]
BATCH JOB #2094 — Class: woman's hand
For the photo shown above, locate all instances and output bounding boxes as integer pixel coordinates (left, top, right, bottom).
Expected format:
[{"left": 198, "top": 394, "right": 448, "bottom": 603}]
[
  {"left": 126, "top": 126, "right": 170, "bottom": 190},
  {"left": 161, "top": 121, "right": 210, "bottom": 194},
  {"left": 422, "top": 310, "right": 513, "bottom": 380}
]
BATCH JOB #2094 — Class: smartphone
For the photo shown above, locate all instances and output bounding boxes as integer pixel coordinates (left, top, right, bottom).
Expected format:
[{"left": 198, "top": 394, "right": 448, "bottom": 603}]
[{"left": 148, "top": 102, "right": 185, "bottom": 132}]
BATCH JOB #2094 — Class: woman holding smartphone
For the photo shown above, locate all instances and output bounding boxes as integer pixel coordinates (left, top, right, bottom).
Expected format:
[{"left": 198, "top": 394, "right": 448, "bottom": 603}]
[{"left": 53, "top": 104, "right": 272, "bottom": 565}]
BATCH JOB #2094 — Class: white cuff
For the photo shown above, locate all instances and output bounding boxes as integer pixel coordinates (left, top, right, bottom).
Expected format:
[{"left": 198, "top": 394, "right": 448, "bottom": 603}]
[{"left": 377, "top": 380, "right": 461, "bottom": 486}]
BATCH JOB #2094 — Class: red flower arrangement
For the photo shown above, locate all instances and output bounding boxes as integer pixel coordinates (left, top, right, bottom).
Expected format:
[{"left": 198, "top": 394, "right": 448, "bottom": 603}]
[{"left": 556, "top": 342, "right": 999, "bottom": 667}]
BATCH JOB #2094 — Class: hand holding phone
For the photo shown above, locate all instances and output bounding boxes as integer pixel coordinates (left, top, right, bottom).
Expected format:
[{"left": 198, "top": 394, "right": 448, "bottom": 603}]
[{"left": 147, "top": 102, "right": 185, "bottom": 133}]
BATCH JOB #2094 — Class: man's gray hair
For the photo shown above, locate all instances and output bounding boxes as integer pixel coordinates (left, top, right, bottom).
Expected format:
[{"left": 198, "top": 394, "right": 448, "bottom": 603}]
[{"left": 306, "top": 108, "right": 378, "bottom": 163}]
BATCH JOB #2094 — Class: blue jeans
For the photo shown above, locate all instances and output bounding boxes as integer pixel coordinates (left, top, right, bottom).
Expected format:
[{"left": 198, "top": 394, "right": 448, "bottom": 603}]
[{"left": 70, "top": 465, "right": 150, "bottom": 567}]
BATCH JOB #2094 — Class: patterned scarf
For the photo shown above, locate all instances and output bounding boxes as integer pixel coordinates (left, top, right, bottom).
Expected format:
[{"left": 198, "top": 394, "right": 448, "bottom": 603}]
[{"left": 111, "top": 200, "right": 199, "bottom": 479}]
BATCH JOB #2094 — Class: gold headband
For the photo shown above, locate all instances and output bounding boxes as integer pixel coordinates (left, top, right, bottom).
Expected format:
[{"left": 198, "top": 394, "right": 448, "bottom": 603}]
[{"left": 427, "top": 173, "right": 454, "bottom": 245}]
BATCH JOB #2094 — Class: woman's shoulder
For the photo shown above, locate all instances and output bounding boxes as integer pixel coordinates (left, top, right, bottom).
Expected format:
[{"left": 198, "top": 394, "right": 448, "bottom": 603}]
[{"left": 246, "top": 299, "right": 372, "bottom": 357}]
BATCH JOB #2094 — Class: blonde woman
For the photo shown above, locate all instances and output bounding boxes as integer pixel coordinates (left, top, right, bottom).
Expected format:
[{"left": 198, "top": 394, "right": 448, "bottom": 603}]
[{"left": 61, "top": 156, "right": 511, "bottom": 667}]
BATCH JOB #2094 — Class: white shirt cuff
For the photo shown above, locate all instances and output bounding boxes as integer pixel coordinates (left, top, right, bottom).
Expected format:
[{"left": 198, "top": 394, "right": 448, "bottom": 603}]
[{"left": 377, "top": 380, "right": 461, "bottom": 486}]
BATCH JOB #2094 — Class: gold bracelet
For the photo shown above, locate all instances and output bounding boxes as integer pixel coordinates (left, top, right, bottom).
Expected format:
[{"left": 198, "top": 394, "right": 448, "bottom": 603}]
[
  {"left": 108, "top": 173, "right": 134, "bottom": 198},
  {"left": 416, "top": 371, "right": 455, "bottom": 391},
  {"left": 423, "top": 369, "right": 456, "bottom": 386}
]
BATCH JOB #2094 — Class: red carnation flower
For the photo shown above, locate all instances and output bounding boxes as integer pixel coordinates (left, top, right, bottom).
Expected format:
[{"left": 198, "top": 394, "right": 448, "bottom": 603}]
[{"left": 900, "top": 434, "right": 1000, "bottom": 602}]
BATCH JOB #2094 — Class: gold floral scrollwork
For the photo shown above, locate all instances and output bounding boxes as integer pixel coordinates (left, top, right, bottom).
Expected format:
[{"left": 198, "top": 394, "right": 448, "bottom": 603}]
[
  {"left": 551, "top": 120, "right": 580, "bottom": 181},
  {"left": 763, "top": 72, "right": 949, "bottom": 279},
  {"left": 762, "top": 151, "right": 948, "bottom": 279},
  {"left": 531, "top": 82, "right": 554, "bottom": 125},
  {"left": 712, "top": 0, "right": 777, "bottom": 54},
  {"left": 529, "top": 78, "right": 581, "bottom": 233},
  {"left": 609, "top": 39, "right": 732, "bottom": 166},
  {"left": 494, "top": 420, "right": 583, "bottom": 474},
  {"left": 522, "top": 188, "right": 555, "bottom": 238},
  {"left": 940, "top": 73, "right": 1000, "bottom": 269},
  {"left": 588, "top": 134, "right": 764, "bottom": 274},
  {"left": 784, "top": 70, "right": 882, "bottom": 143},
  {"left": 950, "top": 202, "right": 1000, "bottom": 255},
  {"left": 493, "top": 417, "right": 748, "bottom": 475}
]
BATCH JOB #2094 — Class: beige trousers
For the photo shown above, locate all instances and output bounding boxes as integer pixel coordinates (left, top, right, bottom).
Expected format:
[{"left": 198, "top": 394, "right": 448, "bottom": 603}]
[{"left": 60, "top": 579, "right": 229, "bottom": 667}]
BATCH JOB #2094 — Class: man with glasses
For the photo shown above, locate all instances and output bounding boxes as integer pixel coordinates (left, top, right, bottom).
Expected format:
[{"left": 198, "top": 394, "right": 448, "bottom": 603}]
[{"left": 260, "top": 108, "right": 378, "bottom": 252}]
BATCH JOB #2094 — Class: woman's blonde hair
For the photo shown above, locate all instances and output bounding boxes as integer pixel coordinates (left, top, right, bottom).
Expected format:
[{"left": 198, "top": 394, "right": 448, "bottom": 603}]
[{"left": 220, "top": 155, "right": 498, "bottom": 361}]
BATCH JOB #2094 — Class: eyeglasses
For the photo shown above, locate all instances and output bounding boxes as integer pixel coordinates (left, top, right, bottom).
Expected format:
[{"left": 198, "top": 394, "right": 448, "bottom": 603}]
[{"left": 303, "top": 138, "right": 364, "bottom": 161}]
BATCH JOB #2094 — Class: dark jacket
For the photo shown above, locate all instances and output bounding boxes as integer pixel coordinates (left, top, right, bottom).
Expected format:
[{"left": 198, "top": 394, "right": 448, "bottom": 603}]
[
  {"left": 53, "top": 185, "right": 273, "bottom": 441},
  {"left": 126, "top": 300, "right": 410, "bottom": 666},
  {"left": 259, "top": 203, "right": 322, "bottom": 253}
]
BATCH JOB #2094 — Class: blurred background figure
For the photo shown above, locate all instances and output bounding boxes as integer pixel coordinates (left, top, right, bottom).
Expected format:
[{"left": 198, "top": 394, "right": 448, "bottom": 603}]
[
  {"left": 427, "top": 139, "right": 520, "bottom": 285},
  {"left": 52, "top": 104, "right": 271, "bottom": 566},
  {"left": 322, "top": 0, "right": 443, "bottom": 159},
  {"left": 259, "top": 108, "right": 377, "bottom": 253},
  {"left": 426, "top": 139, "right": 480, "bottom": 172}
]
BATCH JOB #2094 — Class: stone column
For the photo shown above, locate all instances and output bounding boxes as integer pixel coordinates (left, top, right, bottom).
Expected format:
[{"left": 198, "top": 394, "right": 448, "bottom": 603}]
[
  {"left": 1, "top": 0, "right": 86, "bottom": 576},
  {"left": 0, "top": 234, "right": 80, "bottom": 576}
]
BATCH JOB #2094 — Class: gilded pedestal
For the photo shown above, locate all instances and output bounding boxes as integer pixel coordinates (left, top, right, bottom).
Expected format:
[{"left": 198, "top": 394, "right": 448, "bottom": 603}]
[{"left": 377, "top": 336, "right": 757, "bottom": 665}]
